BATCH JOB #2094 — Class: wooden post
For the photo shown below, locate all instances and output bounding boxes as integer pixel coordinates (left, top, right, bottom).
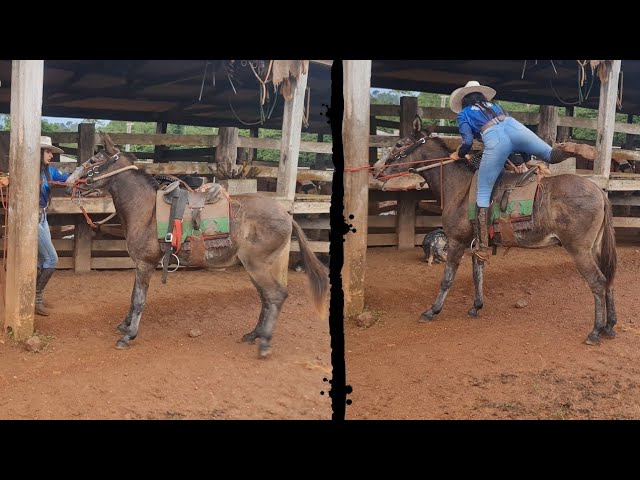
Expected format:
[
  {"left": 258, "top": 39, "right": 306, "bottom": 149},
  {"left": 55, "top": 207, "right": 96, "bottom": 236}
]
[
  {"left": 343, "top": 60, "right": 371, "bottom": 317},
  {"left": 153, "top": 122, "right": 167, "bottom": 163},
  {"left": 623, "top": 114, "right": 637, "bottom": 150},
  {"left": 274, "top": 66, "right": 309, "bottom": 286},
  {"left": 215, "top": 127, "right": 239, "bottom": 173},
  {"left": 4, "top": 60, "right": 44, "bottom": 341},
  {"left": 540, "top": 105, "right": 575, "bottom": 175},
  {"left": 397, "top": 96, "right": 418, "bottom": 249},
  {"left": 538, "top": 105, "right": 558, "bottom": 145},
  {"left": 594, "top": 60, "right": 622, "bottom": 180},
  {"left": 369, "top": 115, "right": 378, "bottom": 165},
  {"left": 73, "top": 123, "right": 96, "bottom": 273},
  {"left": 249, "top": 127, "right": 259, "bottom": 162},
  {"left": 557, "top": 106, "right": 573, "bottom": 142}
]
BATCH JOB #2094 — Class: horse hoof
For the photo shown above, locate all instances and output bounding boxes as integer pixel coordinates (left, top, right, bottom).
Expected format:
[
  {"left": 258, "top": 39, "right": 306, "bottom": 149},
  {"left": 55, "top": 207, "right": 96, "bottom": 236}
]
[
  {"left": 602, "top": 328, "right": 616, "bottom": 339},
  {"left": 115, "top": 340, "right": 129, "bottom": 350},
  {"left": 241, "top": 332, "right": 258, "bottom": 344},
  {"left": 468, "top": 308, "right": 479, "bottom": 318},
  {"left": 585, "top": 335, "right": 601, "bottom": 346},
  {"left": 419, "top": 310, "right": 435, "bottom": 322},
  {"left": 258, "top": 347, "right": 272, "bottom": 359}
]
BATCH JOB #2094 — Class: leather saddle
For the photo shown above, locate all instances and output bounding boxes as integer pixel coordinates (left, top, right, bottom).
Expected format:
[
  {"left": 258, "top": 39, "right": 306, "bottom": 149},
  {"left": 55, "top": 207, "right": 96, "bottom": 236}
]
[
  {"left": 469, "top": 166, "right": 543, "bottom": 246},
  {"left": 157, "top": 181, "right": 231, "bottom": 282}
]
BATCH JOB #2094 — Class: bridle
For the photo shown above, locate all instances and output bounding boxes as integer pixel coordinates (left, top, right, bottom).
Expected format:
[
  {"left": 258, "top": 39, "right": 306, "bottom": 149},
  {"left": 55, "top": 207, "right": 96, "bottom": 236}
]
[
  {"left": 374, "top": 132, "right": 429, "bottom": 179},
  {"left": 76, "top": 148, "right": 127, "bottom": 184},
  {"left": 69, "top": 148, "right": 139, "bottom": 230}
]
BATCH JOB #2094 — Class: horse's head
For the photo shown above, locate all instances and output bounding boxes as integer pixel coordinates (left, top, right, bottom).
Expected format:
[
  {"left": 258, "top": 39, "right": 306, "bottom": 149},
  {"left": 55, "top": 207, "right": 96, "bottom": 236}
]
[
  {"left": 372, "top": 115, "right": 450, "bottom": 179},
  {"left": 66, "top": 132, "right": 136, "bottom": 194}
]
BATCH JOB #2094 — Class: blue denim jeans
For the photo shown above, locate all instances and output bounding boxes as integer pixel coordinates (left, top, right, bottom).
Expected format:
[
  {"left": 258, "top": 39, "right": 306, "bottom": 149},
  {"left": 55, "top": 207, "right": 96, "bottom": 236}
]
[
  {"left": 38, "top": 210, "right": 58, "bottom": 269},
  {"left": 477, "top": 117, "right": 553, "bottom": 207}
]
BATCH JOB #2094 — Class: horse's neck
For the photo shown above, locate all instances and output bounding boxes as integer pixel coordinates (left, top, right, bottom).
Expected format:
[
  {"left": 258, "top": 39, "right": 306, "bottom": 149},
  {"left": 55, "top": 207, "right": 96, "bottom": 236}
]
[
  {"left": 107, "top": 171, "right": 156, "bottom": 228},
  {"left": 422, "top": 162, "right": 474, "bottom": 208}
]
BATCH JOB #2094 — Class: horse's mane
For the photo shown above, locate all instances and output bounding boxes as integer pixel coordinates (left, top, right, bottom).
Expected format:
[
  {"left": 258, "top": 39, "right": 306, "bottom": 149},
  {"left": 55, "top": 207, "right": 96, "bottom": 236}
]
[{"left": 116, "top": 150, "right": 159, "bottom": 191}]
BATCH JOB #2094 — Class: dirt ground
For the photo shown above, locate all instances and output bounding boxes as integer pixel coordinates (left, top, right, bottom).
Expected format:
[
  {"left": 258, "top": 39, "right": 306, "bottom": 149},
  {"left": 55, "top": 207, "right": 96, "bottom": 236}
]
[
  {"left": 345, "top": 243, "right": 640, "bottom": 420},
  {"left": 0, "top": 266, "right": 331, "bottom": 420}
]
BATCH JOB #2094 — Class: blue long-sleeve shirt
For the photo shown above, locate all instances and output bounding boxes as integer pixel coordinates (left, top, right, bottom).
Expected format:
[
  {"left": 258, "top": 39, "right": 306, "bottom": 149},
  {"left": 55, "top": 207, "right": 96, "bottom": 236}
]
[
  {"left": 40, "top": 165, "right": 70, "bottom": 208},
  {"left": 456, "top": 102, "right": 506, "bottom": 156}
]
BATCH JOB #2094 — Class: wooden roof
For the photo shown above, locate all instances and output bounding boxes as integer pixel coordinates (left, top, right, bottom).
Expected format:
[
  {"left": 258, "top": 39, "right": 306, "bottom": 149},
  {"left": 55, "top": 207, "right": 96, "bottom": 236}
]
[
  {"left": 371, "top": 60, "right": 640, "bottom": 115},
  {"left": 0, "top": 60, "right": 332, "bottom": 133}
]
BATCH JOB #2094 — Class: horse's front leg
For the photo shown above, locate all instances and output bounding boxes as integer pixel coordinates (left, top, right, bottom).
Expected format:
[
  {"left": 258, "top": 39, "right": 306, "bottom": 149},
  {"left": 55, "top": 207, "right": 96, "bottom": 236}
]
[
  {"left": 420, "top": 239, "right": 465, "bottom": 322},
  {"left": 468, "top": 251, "right": 485, "bottom": 317},
  {"left": 116, "top": 261, "right": 156, "bottom": 349}
]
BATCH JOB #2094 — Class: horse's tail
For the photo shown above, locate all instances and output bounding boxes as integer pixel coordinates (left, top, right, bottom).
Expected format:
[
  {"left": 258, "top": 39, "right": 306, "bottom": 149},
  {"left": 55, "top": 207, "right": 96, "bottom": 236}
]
[
  {"left": 292, "top": 219, "right": 329, "bottom": 320},
  {"left": 599, "top": 192, "right": 617, "bottom": 288}
]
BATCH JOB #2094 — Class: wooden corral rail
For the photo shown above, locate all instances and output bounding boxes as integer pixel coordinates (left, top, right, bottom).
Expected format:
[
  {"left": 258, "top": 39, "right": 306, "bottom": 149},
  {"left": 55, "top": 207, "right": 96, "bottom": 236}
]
[
  {"left": 369, "top": 103, "right": 640, "bottom": 193},
  {"left": 35, "top": 132, "right": 333, "bottom": 155},
  {"left": 0, "top": 127, "right": 334, "bottom": 271},
  {"left": 367, "top": 189, "right": 640, "bottom": 249}
]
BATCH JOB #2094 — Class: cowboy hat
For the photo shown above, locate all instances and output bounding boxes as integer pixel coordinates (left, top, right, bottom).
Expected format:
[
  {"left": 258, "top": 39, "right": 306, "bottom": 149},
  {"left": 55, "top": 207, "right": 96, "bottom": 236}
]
[
  {"left": 40, "top": 136, "right": 64, "bottom": 154},
  {"left": 449, "top": 80, "right": 496, "bottom": 114}
]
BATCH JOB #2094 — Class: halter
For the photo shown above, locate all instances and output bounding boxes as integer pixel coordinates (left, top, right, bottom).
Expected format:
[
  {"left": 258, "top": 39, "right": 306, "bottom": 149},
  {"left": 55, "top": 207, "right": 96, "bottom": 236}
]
[
  {"left": 77, "top": 149, "right": 122, "bottom": 183},
  {"left": 386, "top": 133, "right": 428, "bottom": 163}
]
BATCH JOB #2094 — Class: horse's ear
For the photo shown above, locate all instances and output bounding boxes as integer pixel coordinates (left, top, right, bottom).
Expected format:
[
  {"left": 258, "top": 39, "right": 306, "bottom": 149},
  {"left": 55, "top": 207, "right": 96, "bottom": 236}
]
[
  {"left": 412, "top": 115, "right": 422, "bottom": 135},
  {"left": 100, "top": 132, "right": 117, "bottom": 154}
]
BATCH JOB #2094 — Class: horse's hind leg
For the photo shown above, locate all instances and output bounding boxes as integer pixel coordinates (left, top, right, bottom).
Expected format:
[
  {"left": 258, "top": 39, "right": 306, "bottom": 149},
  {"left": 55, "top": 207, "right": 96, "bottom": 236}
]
[
  {"left": 568, "top": 250, "right": 607, "bottom": 345},
  {"left": 240, "top": 259, "right": 288, "bottom": 358},
  {"left": 117, "top": 304, "right": 135, "bottom": 334},
  {"left": 115, "top": 261, "right": 156, "bottom": 349},
  {"left": 241, "top": 298, "right": 267, "bottom": 344},
  {"left": 420, "top": 239, "right": 465, "bottom": 322},
  {"left": 468, "top": 252, "right": 485, "bottom": 318},
  {"left": 603, "top": 285, "right": 617, "bottom": 339}
]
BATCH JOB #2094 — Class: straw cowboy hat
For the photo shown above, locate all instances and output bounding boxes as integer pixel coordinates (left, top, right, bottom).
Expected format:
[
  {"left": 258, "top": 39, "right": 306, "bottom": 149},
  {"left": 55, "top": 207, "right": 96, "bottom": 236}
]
[
  {"left": 450, "top": 80, "right": 496, "bottom": 114},
  {"left": 40, "top": 136, "right": 64, "bottom": 154}
]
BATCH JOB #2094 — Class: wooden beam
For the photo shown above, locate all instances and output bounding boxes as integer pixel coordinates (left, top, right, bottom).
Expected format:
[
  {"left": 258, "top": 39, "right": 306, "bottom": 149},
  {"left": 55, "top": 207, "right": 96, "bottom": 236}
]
[
  {"left": 4, "top": 60, "right": 43, "bottom": 341},
  {"left": 400, "top": 96, "right": 418, "bottom": 138},
  {"left": 594, "top": 60, "right": 621, "bottom": 179},
  {"left": 343, "top": 60, "right": 371, "bottom": 317},
  {"left": 74, "top": 123, "right": 96, "bottom": 272},
  {"left": 154, "top": 122, "right": 168, "bottom": 162},
  {"left": 274, "top": 63, "right": 309, "bottom": 286},
  {"left": 537, "top": 105, "right": 558, "bottom": 145},
  {"left": 214, "top": 127, "right": 238, "bottom": 172},
  {"left": 557, "top": 106, "right": 573, "bottom": 142},
  {"left": 396, "top": 97, "right": 420, "bottom": 250}
]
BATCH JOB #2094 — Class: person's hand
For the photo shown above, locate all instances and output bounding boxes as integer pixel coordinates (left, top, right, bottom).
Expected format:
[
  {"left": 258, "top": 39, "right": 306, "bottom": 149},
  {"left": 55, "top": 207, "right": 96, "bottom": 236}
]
[
  {"left": 449, "top": 151, "right": 461, "bottom": 161},
  {"left": 514, "top": 164, "right": 528, "bottom": 173}
]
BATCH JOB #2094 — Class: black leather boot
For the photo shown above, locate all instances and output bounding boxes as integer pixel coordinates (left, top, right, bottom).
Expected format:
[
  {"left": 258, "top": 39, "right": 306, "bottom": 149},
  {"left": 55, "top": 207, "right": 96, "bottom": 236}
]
[
  {"left": 548, "top": 147, "right": 574, "bottom": 164},
  {"left": 473, "top": 205, "right": 491, "bottom": 255},
  {"left": 35, "top": 268, "right": 55, "bottom": 316},
  {"left": 549, "top": 142, "right": 596, "bottom": 163}
]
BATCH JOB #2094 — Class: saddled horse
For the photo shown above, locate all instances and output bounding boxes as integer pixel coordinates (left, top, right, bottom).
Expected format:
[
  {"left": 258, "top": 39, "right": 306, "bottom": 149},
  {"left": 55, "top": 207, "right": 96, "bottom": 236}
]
[
  {"left": 375, "top": 118, "right": 617, "bottom": 345},
  {"left": 66, "top": 132, "right": 328, "bottom": 358}
]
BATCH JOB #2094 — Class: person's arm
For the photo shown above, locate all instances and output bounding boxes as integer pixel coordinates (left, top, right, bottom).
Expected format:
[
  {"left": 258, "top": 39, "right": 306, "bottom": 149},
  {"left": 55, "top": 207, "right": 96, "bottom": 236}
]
[
  {"left": 50, "top": 166, "right": 71, "bottom": 183},
  {"left": 457, "top": 111, "right": 475, "bottom": 157}
]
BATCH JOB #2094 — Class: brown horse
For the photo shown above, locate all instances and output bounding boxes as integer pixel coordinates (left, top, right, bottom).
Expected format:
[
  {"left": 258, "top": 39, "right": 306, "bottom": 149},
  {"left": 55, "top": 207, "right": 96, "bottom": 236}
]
[
  {"left": 375, "top": 118, "right": 617, "bottom": 346},
  {"left": 66, "top": 133, "right": 328, "bottom": 357}
]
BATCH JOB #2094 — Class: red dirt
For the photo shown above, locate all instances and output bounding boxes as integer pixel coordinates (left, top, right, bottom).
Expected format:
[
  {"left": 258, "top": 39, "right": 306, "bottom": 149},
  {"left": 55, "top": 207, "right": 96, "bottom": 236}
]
[
  {"left": 0, "top": 266, "right": 331, "bottom": 420},
  {"left": 346, "top": 244, "right": 640, "bottom": 420}
]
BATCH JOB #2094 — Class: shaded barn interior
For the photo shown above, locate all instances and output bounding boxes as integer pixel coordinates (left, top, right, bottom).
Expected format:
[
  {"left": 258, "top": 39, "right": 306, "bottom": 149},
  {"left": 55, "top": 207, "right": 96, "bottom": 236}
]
[{"left": 0, "top": 60, "right": 332, "bottom": 133}]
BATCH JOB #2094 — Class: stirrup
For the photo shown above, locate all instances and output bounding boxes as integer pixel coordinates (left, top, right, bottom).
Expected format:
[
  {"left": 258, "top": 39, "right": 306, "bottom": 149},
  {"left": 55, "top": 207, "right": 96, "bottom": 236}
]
[{"left": 470, "top": 238, "right": 489, "bottom": 262}]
